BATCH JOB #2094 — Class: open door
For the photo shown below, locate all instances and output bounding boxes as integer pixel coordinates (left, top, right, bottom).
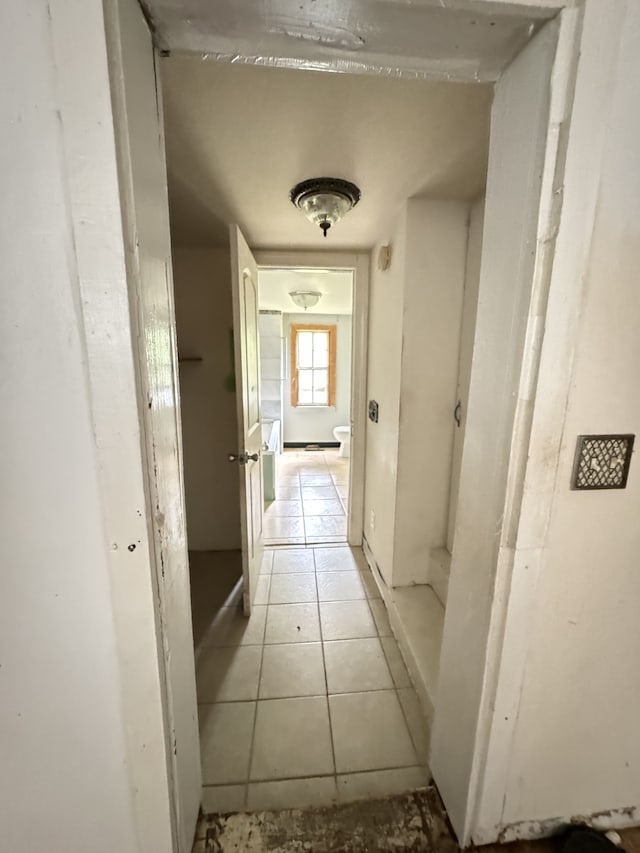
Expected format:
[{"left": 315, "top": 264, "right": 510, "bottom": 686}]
[{"left": 229, "top": 225, "right": 264, "bottom": 614}]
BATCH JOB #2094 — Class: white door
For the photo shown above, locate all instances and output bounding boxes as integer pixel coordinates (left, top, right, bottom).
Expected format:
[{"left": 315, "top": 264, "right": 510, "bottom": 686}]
[{"left": 230, "top": 225, "right": 264, "bottom": 614}]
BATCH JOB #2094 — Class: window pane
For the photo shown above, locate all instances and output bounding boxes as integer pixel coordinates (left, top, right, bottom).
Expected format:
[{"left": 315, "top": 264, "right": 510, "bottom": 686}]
[
  {"left": 312, "top": 369, "right": 328, "bottom": 404},
  {"left": 298, "top": 369, "right": 313, "bottom": 391},
  {"left": 312, "top": 368, "right": 328, "bottom": 393},
  {"left": 299, "top": 387, "right": 314, "bottom": 405},
  {"left": 313, "top": 332, "right": 329, "bottom": 368},
  {"left": 297, "top": 332, "right": 313, "bottom": 368}
]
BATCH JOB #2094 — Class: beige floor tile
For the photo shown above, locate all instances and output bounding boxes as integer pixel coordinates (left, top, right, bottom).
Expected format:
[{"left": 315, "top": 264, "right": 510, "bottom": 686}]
[
  {"left": 299, "top": 473, "right": 334, "bottom": 485},
  {"left": 254, "top": 574, "right": 271, "bottom": 606},
  {"left": 310, "top": 535, "right": 348, "bottom": 544},
  {"left": 264, "top": 536, "right": 305, "bottom": 546},
  {"left": 319, "top": 600, "right": 377, "bottom": 641},
  {"left": 301, "top": 485, "right": 340, "bottom": 500},
  {"left": 199, "top": 701, "right": 256, "bottom": 785},
  {"left": 398, "top": 687, "right": 431, "bottom": 764},
  {"left": 324, "top": 638, "right": 394, "bottom": 694},
  {"left": 317, "top": 570, "right": 366, "bottom": 602},
  {"left": 248, "top": 776, "right": 337, "bottom": 811},
  {"left": 369, "top": 598, "right": 393, "bottom": 636},
  {"left": 201, "top": 784, "right": 246, "bottom": 814},
  {"left": 259, "top": 642, "right": 326, "bottom": 698},
  {"left": 336, "top": 766, "right": 429, "bottom": 804},
  {"left": 268, "top": 573, "right": 317, "bottom": 604},
  {"left": 264, "top": 500, "right": 303, "bottom": 517},
  {"left": 263, "top": 517, "right": 305, "bottom": 540},
  {"left": 200, "top": 604, "right": 267, "bottom": 647},
  {"left": 264, "top": 602, "right": 321, "bottom": 644},
  {"left": 278, "top": 475, "right": 302, "bottom": 486},
  {"left": 297, "top": 462, "right": 330, "bottom": 472},
  {"left": 274, "top": 486, "right": 302, "bottom": 500},
  {"left": 305, "top": 516, "right": 347, "bottom": 540},
  {"left": 196, "top": 645, "right": 262, "bottom": 702},
  {"left": 314, "top": 547, "right": 364, "bottom": 572},
  {"left": 260, "top": 551, "right": 274, "bottom": 574},
  {"left": 272, "top": 548, "right": 315, "bottom": 573},
  {"left": 250, "top": 697, "right": 334, "bottom": 780},
  {"left": 329, "top": 691, "right": 417, "bottom": 774},
  {"left": 331, "top": 475, "right": 350, "bottom": 486},
  {"left": 381, "top": 636, "right": 412, "bottom": 689},
  {"left": 302, "top": 499, "right": 345, "bottom": 516}
]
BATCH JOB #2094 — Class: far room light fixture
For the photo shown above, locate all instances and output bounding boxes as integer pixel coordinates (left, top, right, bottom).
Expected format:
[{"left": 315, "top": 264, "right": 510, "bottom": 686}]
[
  {"left": 290, "top": 177, "right": 361, "bottom": 238},
  {"left": 289, "top": 290, "right": 322, "bottom": 311}
]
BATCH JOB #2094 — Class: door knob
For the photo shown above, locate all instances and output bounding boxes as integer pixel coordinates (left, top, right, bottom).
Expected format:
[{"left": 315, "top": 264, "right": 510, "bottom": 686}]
[{"left": 228, "top": 452, "right": 260, "bottom": 464}]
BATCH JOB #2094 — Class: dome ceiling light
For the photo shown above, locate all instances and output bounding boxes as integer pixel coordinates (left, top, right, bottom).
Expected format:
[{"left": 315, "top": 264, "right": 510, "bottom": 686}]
[
  {"left": 289, "top": 177, "right": 361, "bottom": 238},
  {"left": 289, "top": 290, "right": 322, "bottom": 311}
]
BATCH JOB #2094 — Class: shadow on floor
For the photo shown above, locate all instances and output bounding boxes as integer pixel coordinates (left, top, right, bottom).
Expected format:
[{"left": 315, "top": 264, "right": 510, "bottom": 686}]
[{"left": 189, "top": 550, "right": 243, "bottom": 648}]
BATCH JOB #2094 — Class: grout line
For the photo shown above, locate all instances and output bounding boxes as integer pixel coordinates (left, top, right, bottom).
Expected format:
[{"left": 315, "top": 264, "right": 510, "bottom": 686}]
[
  {"left": 202, "top": 763, "right": 426, "bottom": 790},
  {"left": 313, "top": 546, "right": 339, "bottom": 787},
  {"left": 243, "top": 578, "right": 271, "bottom": 806},
  {"left": 199, "top": 687, "right": 411, "bottom": 710}
]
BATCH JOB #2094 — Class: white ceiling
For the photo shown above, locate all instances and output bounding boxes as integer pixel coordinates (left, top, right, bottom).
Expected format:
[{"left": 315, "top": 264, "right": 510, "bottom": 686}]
[
  {"left": 259, "top": 269, "right": 354, "bottom": 315},
  {"left": 143, "top": 0, "right": 561, "bottom": 82},
  {"left": 162, "top": 59, "right": 494, "bottom": 250}
]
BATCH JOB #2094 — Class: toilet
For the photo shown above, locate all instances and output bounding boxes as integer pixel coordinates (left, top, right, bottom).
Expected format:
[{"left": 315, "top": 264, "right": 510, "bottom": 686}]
[{"left": 333, "top": 425, "right": 351, "bottom": 458}]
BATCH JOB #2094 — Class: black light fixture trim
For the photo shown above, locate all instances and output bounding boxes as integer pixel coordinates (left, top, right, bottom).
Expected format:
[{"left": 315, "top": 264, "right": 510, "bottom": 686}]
[{"left": 289, "top": 177, "right": 361, "bottom": 237}]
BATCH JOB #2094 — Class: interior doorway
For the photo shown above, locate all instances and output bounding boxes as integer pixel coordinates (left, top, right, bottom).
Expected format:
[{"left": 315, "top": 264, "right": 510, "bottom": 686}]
[{"left": 103, "top": 0, "right": 580, "bottom": 845}]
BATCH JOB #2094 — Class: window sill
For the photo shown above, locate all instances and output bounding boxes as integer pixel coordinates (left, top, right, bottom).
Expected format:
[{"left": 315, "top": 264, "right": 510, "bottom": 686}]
[{"left": 293, "top": 405, "right": 335, "bottom": 411}]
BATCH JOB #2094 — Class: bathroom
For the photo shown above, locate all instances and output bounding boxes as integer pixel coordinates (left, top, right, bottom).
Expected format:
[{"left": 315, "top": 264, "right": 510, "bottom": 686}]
[{"left": 258, "top": 267, "right": 353, "bottom": 546}]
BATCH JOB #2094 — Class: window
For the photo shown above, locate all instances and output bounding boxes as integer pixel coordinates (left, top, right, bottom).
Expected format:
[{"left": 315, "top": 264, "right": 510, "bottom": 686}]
[{"left": 290, "top": 324, "right": 337, "bottom": 407}]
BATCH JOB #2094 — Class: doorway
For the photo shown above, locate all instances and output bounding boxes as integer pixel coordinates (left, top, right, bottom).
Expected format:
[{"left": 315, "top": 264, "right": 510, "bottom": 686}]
[
  {"left": 103, "top": 0, "right": 579, "bottom": 847},
  {"left": 258, "top": 267, "right": 353, "bottom": 546}
]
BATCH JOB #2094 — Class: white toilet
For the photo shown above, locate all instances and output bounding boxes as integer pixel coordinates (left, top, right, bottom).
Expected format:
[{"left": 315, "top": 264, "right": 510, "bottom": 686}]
[{"left": 333, "top": 425, "right": 351, "bottom": 458}]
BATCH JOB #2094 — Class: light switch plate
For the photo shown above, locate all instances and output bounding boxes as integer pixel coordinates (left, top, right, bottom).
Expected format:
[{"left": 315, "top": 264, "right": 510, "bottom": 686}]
[{"left": 571, "top": 434, "right": 634, "bottom": 490}]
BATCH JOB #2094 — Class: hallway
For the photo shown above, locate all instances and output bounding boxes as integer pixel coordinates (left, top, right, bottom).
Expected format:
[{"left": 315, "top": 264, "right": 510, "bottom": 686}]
[{"left": 193, "top": 545, "right": 429, "bottom": 813}]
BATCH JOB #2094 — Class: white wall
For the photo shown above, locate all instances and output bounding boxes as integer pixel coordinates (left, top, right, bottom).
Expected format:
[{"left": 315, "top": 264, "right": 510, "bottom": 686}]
[
  {"left": 474, "top": 0, "right": 640, "bottom": 838},
  {"left": 282, "top": 313, "right": 352, "bottom": 445},
  {"left": 393, "top": 199, "right": 469, "bottom": 587},
  {"left": 363, "top": 200, "right": 468, "bottom": 587},
  {"left": 363, "top": 209, "right": 407, "bottom": 584},
  {"left": 173, "top": 248, "right": 241, "bottom": 551},
  {"left": 1, "top": 1, "right": 174, "bottom": 851},
  {"left": 447, "top": 198, "right": 485, "bottom": 552}
]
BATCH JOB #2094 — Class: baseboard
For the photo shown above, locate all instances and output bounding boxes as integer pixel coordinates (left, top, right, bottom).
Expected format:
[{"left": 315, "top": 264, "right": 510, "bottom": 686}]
[
  {"left": 283, "top": 441, "right": 340, "bottom": 448},
  {"left": 472, "top": 805, "right": 640, "bottom": 846}
]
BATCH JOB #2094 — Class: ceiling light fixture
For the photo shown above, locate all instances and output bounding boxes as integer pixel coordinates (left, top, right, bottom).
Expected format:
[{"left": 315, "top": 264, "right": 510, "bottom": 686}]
[
  {"left": 289, "top": 290, "right": 322, "bottom": 311},
  {"left": 290, "top": 177, "right": 361, "bottom": 238}
]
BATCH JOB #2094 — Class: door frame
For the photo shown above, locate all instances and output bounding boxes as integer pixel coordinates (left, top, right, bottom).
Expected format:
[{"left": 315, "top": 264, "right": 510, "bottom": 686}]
[
  {"left": 254, "top": 250, "right": 369, "bottom": 547},
  {"left": 102, "top": 0, "right": 594, "bottom": 849}
]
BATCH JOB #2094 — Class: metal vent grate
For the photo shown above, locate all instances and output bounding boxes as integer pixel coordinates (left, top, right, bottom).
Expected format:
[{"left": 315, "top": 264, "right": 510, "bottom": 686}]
[{"left": 571, "top": 434, "right": 634, "bottom": 490}]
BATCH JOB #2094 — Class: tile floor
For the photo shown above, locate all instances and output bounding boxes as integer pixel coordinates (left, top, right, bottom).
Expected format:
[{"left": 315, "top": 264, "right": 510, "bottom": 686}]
[
  {"left": 196, "top": 545, "right": 430, "bottom": 814},
  {"left": 263, "top": 450, "right": 349, "bottom": 546}
]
